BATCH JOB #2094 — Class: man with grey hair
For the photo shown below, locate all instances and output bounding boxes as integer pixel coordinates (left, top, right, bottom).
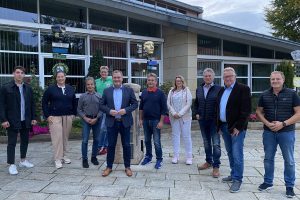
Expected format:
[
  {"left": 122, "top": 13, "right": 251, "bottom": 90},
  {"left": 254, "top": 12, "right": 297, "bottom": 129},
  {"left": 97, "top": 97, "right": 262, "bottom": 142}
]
[
  {"left": 216, "top": 67, "right": 251, "bottom": 193},
  {"left": 256, "top": 71, "right": 300, "bottom": 198},
  {"left": 77, "top": 77, "right": 102, "bottom": 168},
  {"left": 195, "top": 68, "right": 222, "bottom": 177}
]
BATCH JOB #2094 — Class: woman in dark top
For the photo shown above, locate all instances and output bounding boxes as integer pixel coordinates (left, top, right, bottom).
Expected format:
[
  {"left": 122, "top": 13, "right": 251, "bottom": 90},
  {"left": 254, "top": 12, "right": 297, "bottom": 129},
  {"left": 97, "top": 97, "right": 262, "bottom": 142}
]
[{"left": 42, "top": 70, "right": 76, "bottom": 169}]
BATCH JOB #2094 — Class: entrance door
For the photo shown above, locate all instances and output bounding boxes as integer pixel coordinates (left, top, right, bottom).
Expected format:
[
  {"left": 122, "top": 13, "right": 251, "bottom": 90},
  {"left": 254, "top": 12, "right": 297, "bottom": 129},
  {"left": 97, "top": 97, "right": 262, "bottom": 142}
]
[{"left": 39, "top": 55, "right": 88, "bottom": 94}]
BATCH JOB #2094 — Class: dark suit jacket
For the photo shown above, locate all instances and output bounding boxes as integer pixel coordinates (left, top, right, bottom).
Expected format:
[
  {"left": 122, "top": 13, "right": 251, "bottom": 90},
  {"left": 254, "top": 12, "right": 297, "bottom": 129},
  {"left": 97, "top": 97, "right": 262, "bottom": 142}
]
[
  {"left": 0, "top": 80, "right": 36, "bottom": 129},
  {"left": 216, "top": 82, "right": 251, "bottom": 133},
  {"left": 100, "top": 85, "right": 138, "bottom": 128}
]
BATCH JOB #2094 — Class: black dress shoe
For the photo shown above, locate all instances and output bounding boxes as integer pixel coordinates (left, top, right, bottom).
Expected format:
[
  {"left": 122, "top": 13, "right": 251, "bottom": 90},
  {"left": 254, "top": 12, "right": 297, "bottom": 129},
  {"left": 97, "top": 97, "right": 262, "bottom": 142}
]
[
  {"left": 91, "top": 157, "right": 99, "bottom": 165},
  {"left": 82, "top": 159, "right": 89, "bottom": 168}
]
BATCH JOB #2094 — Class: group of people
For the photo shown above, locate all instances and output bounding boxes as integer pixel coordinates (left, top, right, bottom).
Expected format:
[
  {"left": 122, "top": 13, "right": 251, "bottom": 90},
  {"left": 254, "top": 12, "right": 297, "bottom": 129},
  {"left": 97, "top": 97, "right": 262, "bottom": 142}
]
[{"left": 0, "top": 65, "right": 299, "bottom": 198}]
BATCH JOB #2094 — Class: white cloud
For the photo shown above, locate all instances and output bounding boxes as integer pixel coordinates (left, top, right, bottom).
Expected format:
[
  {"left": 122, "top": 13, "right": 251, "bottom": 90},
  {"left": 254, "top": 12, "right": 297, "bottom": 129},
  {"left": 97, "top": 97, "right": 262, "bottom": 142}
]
[{"left": 178, "top": 0, "right": 273, "bottom": 35}]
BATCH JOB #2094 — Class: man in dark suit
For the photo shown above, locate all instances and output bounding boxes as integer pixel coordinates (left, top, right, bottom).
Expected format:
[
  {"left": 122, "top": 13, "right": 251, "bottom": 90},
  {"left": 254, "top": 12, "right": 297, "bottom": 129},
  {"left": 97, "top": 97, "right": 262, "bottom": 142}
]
[
  {"left": 100, "top": 70, "right": 138, "bottom": 177},
  {"left": 216, "top": 67, "right": 251, "bottom": 193},
  {"left": 0, "top": 66, "right": 37, "bottom": 175}
]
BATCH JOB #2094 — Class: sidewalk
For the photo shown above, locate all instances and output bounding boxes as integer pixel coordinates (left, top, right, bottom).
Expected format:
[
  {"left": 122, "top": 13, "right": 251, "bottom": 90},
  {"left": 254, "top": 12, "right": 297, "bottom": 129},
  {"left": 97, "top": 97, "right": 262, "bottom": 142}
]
[{"left": 0, "top": 129, "right": 299, "bottom": 200}]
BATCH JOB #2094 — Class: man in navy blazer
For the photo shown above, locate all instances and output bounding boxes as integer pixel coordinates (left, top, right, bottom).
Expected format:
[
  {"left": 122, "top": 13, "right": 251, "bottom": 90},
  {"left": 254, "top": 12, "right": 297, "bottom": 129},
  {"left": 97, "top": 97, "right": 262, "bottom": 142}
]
[{"left": 100, "top": 70, "right": 138, "bottom": 177}]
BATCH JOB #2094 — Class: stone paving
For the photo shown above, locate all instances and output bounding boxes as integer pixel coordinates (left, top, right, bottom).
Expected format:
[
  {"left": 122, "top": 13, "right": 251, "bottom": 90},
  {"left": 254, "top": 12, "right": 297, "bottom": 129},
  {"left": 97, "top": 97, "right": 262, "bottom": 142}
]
[{"left": 0, "top": 128, "right": 300, "bottom": 200}]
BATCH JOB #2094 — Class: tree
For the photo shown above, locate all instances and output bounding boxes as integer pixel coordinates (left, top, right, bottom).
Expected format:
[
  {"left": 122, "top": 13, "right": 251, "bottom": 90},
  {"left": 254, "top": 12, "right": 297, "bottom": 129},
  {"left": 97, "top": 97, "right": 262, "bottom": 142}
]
[
  {"left": 265, "top": 0, "right": 300, "bottom": 42},
  {"left": 276, "top": 60, "right": 295, "bottom": 88},
  {"left": 87, "top": 50, "right": 104, "bottom": 79}
]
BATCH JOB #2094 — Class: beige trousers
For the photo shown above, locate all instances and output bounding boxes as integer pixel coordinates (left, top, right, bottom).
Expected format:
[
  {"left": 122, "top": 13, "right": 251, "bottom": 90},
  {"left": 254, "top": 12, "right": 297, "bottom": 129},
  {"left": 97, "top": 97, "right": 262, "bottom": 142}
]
[{"left": 49, "top": 115, "right": 73, "bottom": 160}]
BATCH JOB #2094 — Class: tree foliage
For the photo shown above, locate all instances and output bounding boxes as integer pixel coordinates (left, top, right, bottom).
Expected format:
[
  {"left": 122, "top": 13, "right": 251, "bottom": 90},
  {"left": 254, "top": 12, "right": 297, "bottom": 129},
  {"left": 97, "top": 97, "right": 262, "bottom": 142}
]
[
  {"left": 265, "top": 0, "right": 300, "bottom": 42},
  {"left": 276, "top": 60, "right": 295, "bottom": 88},
  {"left": 87, "top": 50, "right": 104, "bottom": 79}
]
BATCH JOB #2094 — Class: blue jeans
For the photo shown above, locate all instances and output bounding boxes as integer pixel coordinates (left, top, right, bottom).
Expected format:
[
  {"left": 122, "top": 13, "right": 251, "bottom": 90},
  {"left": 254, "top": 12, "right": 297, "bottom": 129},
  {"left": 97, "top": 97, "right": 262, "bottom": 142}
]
[
  {"left": 81, "top": 119, "right": 101, "bottom": 160},
  {"left": 220, "top": 123, "right": 246, "bottom": 182},
  {"left": 143, "top": 119, "right": 163, "bottom": 160},
  {"left": 106, "top": 121, "right": 131, "bottom": 168},
  {"left": 98, "top": 114, "right": 108, "bottom": 148},
  {"left": 263, "top": 130, "right": 295, "bottom": 187},
  {"left": 199, "top": 119, "right": 221, "bottom": 168}
]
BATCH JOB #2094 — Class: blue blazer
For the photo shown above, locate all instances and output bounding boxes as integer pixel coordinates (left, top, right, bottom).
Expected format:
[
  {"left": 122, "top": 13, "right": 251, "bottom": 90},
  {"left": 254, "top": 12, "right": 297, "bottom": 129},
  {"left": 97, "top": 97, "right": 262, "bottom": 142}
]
[{"left": 100, "top": 85, "right": 138, "bottom": 128}]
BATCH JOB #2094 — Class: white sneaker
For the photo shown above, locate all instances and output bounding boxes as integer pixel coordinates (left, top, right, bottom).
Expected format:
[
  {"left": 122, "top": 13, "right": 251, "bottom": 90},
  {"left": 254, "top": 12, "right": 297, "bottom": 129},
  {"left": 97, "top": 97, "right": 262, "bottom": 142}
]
[
  {"left": 186, "top": 158, "right": 193, "bottom": 165},
  {"left": 55, "top": 160, "right": 63, "bottom": 169},
  {"left": 62, "top": 157, "right": 71, "bottom": 164},
  {"left": 8, "top": 164, "right": 18, "bottom": 175},
  {"left": 19, "top": 160, "right": 34, "bottom": 168},
  {"left": 172, "top": 157, "right": 178, "bottom": 164}
]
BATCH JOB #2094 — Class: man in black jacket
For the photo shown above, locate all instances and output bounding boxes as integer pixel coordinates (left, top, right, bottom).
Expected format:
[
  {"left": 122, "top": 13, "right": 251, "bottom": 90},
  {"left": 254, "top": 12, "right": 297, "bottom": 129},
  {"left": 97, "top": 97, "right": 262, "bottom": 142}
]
[
  {"left": 195, "top": 68, "right": 221, "bottom": 178},
  {"left": 216, "top": 67, "right": 251, "bottom": 193},
  {"left": 0, "top": 66, "right": 37, "bottom": 175}
]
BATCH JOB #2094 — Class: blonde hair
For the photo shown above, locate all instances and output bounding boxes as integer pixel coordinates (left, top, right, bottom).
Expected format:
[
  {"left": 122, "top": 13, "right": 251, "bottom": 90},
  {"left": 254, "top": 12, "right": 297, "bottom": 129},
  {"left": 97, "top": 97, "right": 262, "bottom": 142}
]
[
  {"left": 100, "top": 66, "right": 109, "bottom": 72},
  {"left": 172, "top": 75, "right": 186, "bottom": 91}
]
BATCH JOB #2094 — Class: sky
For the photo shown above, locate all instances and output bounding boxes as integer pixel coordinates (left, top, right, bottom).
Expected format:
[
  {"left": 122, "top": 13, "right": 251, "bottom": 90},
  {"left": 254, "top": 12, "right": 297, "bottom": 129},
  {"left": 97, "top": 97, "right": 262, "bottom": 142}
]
[{"left": 178, "top": 0, "right": 273, "bottom": 36}]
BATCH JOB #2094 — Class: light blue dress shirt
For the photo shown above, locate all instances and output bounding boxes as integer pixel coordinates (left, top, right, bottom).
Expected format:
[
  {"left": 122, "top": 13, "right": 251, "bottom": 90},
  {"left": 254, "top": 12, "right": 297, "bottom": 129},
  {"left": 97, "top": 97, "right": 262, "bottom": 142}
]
[
  {"left": 113, "top": 86, "right": 123, "bottom": 119},
  {"left": 219, "top": 82, "right": 235, "bottom": 122},
  {"left": 18, "top": 83, "right": 25, "bottom": 121}
]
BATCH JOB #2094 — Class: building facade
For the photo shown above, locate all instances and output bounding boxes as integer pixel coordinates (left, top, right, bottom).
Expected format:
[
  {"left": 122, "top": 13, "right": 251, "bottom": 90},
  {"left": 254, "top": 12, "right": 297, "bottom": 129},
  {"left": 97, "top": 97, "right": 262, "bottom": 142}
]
[{"left": 0, "top": 0, "right": 299, "bottom": 96}]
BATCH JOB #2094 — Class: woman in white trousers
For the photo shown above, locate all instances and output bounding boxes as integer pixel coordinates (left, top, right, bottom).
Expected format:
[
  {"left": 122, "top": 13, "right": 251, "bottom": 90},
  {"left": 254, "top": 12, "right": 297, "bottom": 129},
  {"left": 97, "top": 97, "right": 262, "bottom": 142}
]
[{"left": 167, "top": 75, "right": 193, "bottom": 165}]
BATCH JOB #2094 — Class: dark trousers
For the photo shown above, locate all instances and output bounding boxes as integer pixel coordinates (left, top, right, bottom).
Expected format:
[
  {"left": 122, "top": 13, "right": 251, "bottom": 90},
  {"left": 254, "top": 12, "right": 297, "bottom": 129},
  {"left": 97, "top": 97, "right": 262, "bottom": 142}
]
[
  {"left": 7, "top": 121, "right": 30, "bottom": 164},
  {"left": 106, "top": 121, "right": 131, "bottom": 168}
]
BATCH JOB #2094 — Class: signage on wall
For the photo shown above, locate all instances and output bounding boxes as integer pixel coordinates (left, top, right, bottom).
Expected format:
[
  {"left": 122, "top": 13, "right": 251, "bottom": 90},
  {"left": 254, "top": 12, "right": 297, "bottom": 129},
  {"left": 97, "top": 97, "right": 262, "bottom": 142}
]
[{"left": 147, "top": 60, "right": 158, "bottom": 70}]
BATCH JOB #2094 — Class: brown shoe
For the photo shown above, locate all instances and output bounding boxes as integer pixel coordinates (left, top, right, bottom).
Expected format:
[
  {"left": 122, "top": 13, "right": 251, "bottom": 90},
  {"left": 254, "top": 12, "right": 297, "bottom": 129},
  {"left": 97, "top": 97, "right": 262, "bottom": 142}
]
[
  {"left": 198, "top": 162, "right": 212, "bottom": 170},
  {"left": 212, "top": 167, "right": 220, "bottom": 178},
  {"left": 102, "top": 168, "right": 112, "bottom": 177},
  {"left": 125, "top": 167, "right": 133, "bottom": 177}
]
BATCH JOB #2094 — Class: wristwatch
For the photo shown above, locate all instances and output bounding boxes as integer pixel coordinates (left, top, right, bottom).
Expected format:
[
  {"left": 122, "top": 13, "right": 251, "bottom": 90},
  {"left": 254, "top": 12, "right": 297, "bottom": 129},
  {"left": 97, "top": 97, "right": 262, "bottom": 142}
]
[{"left": 282, "top": 121, "right": 287, "bottom": 127}]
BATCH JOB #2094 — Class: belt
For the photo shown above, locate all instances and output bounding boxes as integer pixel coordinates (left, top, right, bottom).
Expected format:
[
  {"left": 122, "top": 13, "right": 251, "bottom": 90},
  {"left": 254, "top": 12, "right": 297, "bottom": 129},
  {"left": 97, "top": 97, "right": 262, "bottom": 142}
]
[
  {"left": 86, "top": 115, "right": 97, "bottom": 119},
  {"left": 115, "top": 118, "right": 122, "bottom": 122}
]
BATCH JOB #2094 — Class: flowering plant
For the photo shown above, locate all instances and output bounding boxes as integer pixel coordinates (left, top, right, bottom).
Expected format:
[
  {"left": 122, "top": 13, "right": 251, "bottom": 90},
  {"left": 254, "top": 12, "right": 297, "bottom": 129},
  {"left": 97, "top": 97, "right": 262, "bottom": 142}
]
[{"left": 249, "top": 113, "right": 258, "bottom": 122}]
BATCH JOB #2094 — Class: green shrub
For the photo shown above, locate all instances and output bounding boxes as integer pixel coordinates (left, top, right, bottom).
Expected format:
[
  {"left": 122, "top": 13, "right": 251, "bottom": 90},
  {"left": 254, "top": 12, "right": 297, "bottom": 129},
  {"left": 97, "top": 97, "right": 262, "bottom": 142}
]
[{"left": 276, "top": 60, "right": 295, "bottom": 88}]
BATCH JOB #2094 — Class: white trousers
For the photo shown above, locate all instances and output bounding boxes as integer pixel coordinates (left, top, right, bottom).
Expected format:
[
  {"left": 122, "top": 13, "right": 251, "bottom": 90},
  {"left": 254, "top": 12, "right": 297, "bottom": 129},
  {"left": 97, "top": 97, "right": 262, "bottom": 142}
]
[{"left": 171, "top": 119, "right": 192, "bottom": 159}]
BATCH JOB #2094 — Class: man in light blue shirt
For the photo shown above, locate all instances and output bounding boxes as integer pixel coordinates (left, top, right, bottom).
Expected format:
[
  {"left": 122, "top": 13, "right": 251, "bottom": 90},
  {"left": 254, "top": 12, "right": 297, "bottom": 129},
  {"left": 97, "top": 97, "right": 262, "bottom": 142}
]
[{"left": 219, "top": 82, "right": 235, "bottom": 122}]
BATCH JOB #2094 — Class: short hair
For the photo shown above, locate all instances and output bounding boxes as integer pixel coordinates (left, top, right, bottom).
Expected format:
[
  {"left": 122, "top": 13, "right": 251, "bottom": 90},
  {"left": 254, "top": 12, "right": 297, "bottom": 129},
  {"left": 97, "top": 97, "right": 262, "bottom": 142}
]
[
  {"left": 147, "top": 73, "right": 157, "bottom": 81},
  {"left": 100, "top": 66, "right": 109, "bottom": 72},
  {"left": 13, "top": 66, "right": 26, "bottom": 73},
  {"left": 112, "top": 70, "right": 123, "bottom": 77},
  {"left": 203, "top": 68, "right": 215, "bottom": 77},
  {"left": 85, "top": 77, "right": 95, "bottom": 84},
  {"left": 223, "top": 67, "right": 236, "bottom": 76},
  {"left": 172, "top": 75, "right": 186, "bottom": 91},
  {"left": 271, "top": 71, "right": 285, "bottom": 80}
]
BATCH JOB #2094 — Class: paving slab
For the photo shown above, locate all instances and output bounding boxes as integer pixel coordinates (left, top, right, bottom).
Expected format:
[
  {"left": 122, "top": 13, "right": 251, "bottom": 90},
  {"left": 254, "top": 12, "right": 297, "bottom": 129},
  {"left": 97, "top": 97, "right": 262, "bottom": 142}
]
[{"left": 41, "top": 181, "right": 90, "bottom": 195}]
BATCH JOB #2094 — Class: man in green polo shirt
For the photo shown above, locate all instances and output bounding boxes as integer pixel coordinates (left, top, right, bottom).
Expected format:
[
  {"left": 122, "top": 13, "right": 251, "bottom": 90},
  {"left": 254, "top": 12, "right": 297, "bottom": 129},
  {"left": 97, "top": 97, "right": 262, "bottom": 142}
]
[{"left": 96, "top": 66, "right": 113, "bottom": 155}]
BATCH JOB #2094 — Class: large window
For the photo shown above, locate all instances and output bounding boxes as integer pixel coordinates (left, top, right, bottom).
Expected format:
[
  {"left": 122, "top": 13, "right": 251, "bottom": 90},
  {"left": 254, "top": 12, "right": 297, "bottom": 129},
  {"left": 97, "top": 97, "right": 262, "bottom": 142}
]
[
  {"left": 197, "top": 35, "right": 221, "bottom": 56},
  {"left": 197, "top": 61, "right": 221, "bottom": 86},
  {"left": 40, "top": 0, "right": 87, "bottom": 28},
  {"left": 90, "top": 39, "right": 126, "bottom": 58},
  {"left": 251, "top": 46, "right": 274, "bottom": 59},
  {"left": 0, "top": 0, "right": 37, "bottom": 23},
  {"left": 129, "top": 18, "right": 160, "bottom": 37},
  {"left": 275, "top": 51, "right": 293, "bottom": 60},
  {"left": 252, "top": 63, "right": 274, "bottom": 93},
  {"left": 0, "top": 53, "right": 38, "bottom": 74},
  {"left": 223, "top": 40, "right": 248, "bottom": 57},
  {"left": 0, "top": 29, "right": 38, "bottom": 52},
  {"left": 224, "top": 63, "right": 248, "bottom": 85},
  {"left": 104, "top": 59, "right": 127, "bottom": 76},
  {"left": 89, "top": 9, "right": 127, "bottom": 33}
]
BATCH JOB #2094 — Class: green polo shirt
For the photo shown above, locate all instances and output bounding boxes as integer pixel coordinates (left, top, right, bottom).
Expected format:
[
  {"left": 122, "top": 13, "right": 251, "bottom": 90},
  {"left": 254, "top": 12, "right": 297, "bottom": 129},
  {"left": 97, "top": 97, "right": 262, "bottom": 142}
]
[{"left": 95, "top": 76, "right": 113, "bottom": 96}]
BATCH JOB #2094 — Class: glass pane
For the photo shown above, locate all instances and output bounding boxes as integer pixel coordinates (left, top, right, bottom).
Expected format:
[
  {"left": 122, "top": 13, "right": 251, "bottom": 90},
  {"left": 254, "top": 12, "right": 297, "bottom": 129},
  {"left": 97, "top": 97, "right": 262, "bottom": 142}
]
[
  {"left": 132, "top": 78, "right": 147, "bottom": 91},
  {"left": 130, "top": 41, "right": 161, "bottom": 60},
  {"left": 223, "top": 40, "right": 248, "bottom": 57},
  {"left": 132, "top": 62, "right": 159, "bottom": 77},
  {"left": 237, "top": 78, "right": 248, "bottom": 85},
  {"left": 0, "top": 76, "right": 13, "bottom": 86},
  {"left": 252, "top": 63, "right": 274, "bottom": 77},
  {"left": 224, "top": 64, "right": 248, "bottom": 76},
  {"left": 104, "top": 59, "right": 127, "bottom": 76},
  {"left": 197, "top": 61, "right": 221, "bottom": 76},
  {"left": 129, "top": 18, "right": 160, "bottom": 37},
  {"left": 251, "top": 46, "right": 274, "bottom": 59},
  {"left": 45, "top": 77, "right": 85, "bottom": 93},
  {"left": 252, "top": 78, "right": 270, "bottom": 92},
  {"left": 89, "top": 9, "right": 127, "bottom": 33},
  {"left": 41, "top": 33, "right": 85, "bottom": 55},
  {"left": 90, "top": 39, "right": 126, "bottom": 58},
  {"left": 0, "top": 53, "right": 38, "bottom": 74},
  {"left": 44, "top": 59, "right": 85, "bottom": 76},
  {"left": 0, "top": 29, "right": 38, "bottom": 52},
  {"left": 197, "top": 35, "right": 221, "bottom": 56},
  {"left": 40, "top": 0, "right": 87, "bottom": 28},
  {"left": 0, "top": 0, "right": 37, "bottom": 23},
  {"left": 275, "top": 51, "right": 292, "bottom": 60}
]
